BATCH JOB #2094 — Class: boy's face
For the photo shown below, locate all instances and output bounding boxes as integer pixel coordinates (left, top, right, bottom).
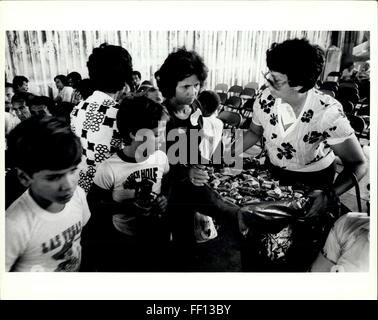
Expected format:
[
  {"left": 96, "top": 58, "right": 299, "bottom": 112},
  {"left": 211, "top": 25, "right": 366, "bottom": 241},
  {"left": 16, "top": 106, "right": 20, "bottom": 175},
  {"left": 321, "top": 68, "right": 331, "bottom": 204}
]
[
  {"left": 55, "top": 79, "right": 64, "bottom": 90},
  {"left": 5, "top": 87, "right": 14, "bottom": 106},
  {"left": 12, "top": 101, "right": 31, "bottom": 121},
  {"left": 18, "top": 81, "right": 29, "bottom": 92},
  {"left": 174, "top": 74, "right": 200, "bottom": 106},
  {"left": 27, "top": 165, "right": 80, "bottom": 205},
  {"left": 134, "top": 125, "right": 166, "bottom": 158},
  {"left": 132, "top": 74, "right": 141, "bottom": 87}
]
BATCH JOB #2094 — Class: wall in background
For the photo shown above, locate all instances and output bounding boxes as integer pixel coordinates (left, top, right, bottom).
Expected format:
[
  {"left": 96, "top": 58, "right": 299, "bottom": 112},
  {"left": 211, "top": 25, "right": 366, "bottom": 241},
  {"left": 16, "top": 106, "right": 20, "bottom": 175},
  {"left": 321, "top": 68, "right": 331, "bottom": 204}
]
[{"left": 5, "top": 30, "right": 332, "bottom": 97}]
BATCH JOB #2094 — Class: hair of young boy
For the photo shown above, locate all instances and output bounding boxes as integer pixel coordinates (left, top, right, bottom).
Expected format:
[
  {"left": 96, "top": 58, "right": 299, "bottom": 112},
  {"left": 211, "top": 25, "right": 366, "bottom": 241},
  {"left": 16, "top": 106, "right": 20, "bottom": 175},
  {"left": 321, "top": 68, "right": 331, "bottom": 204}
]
[
  {"left": 117, "top": 96, "right": 164, "bottom": 145},
  {"left": 7, "top": 116, "right": 83, "bottom": 176},
  {"left": 12, "top": 76, "right": 29, "bottom": 90}
]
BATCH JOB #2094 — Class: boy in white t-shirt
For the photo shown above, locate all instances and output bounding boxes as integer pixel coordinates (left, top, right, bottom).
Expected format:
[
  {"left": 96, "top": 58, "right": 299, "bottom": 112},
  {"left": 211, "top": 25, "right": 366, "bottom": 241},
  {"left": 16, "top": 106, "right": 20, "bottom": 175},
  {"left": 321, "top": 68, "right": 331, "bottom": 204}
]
[
  {"left": 6, "top": 116, "right": 90, "bottom": 272},
  {"left": 86, "top": 96, "right": 170, "bottom": 271}
]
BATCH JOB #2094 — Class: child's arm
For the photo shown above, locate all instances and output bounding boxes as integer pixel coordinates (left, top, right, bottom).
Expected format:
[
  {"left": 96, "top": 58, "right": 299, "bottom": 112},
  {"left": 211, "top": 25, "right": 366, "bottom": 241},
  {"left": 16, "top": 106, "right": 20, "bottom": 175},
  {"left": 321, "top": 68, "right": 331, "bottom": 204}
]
[
  {"left": 5, "top": 215, "right": 28, "bottom": 271},
  {"left": 87, "top": 183, "right": 148, "bottom": 218}
]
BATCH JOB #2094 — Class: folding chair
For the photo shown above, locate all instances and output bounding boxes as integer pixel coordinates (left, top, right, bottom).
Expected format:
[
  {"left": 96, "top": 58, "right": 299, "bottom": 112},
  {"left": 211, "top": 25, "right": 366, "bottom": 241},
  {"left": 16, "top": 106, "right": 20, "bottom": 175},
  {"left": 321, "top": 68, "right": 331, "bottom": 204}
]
[
  {"left": 224, "top": 96, "right": 242, "bottom": 111},
  {"left": 240, "top": 87, "right": 256, "bottom": 100},
  {"left": 319, "top": 89, "right": 335, "bottom": 98},
  {"left": 320, "top": 81, "right": 339, "bottom": 93},
  {"left": 245, "top": 82, "right": 259, "bottom": 90},
  {"left": 240, "top": 98, "right": 254, "bottom": 119},
  {"left": 341, "top": 100, "right": 354, "bottom": 115},
  {"left": 216, "top": 92, "right": 227, "bottom": 105},
  {"left": 346, "top": 114, "right": 366, "bottom": 142},
  {"left": 214, "top": 83, "right": 229, "bottom": 93},
  {"left": 217, "top": 110, "right": 243, "bottom": 128},
  {"left": 228, "top": 85, "right": 243, "bottom": 97}
]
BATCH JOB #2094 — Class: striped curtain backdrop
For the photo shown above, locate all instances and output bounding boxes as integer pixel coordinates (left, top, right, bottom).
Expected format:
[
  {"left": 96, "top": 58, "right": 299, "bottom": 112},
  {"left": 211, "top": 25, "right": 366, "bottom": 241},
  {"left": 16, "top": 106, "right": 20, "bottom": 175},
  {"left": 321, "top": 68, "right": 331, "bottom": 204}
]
[{"left": 5, "top": 30, "right": 332, "bottom": 97}]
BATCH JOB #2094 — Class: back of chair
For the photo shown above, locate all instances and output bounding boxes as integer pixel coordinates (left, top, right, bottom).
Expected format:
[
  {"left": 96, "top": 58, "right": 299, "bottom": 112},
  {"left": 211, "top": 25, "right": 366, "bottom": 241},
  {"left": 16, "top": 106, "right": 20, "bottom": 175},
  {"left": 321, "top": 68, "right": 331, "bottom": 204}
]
[
  {"left": 224, "top": 96, "right": 242, "bottom": 110},
  {"left": 216, "top": 92, "right": 228, "bottom": 105},
  {"left": 240, "top": 98, "right": 254, "bottom": 118},
  {"left": 320, "top": 81, "right": 339, "bottom": 92},
  {"left": 228, "top": 85, "right": 243, "bottom": 97},
  {"left": 240, "top": 87, "right": 256, "bottom": 100},
  {"left": 214, "top": 83, "right": 229, "bottom": 93},
  {"left": 346, "top": 114, "right": 365, "bottom": 139},
  {"left": 217, "top": 110, "right": 243, "bottom": 128},
  {"left": 245, "top": 82, "right": 259, "bottom": 90},
  {"left": 339, "top": 81, "right": 359, "bottom": 90},
  {"left": 337, "top": 90, "right": 360, "bottom": 105},
  {"left": 341, "top": 100, "right": 354, "bottom": 114},
  {"left": 319, "top": 89, "right": 335, "bottom": 98}
]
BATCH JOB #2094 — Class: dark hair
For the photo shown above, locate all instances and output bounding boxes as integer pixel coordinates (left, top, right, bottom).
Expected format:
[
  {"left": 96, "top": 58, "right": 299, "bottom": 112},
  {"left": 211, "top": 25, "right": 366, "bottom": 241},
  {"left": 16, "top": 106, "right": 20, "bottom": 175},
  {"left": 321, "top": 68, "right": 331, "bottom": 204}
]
[
  {"left": 266, "top": 38, "right": 325, "bottom": 93},
  {"left": 7, "top": 116, "right": 82, "bottom": 176},
  {"left": 12, "top": 76, "right": 29, "bottom": 91},
  {"left": 198, "top": 90, "right": 221, "bottom": 116},
  {"left": 87, "top": 43, "right": 133, "bottom": 93},
  {"left": 54, "top": 75, "right": 69, "bottom": 86},
  {"left": 6, "top": 82, "right": 13, "bottom": 89},
  {"left": 132, "top": 71, "right": 141, "bottom": 79},
  {"left": 157, "top": 47, "right": 208, "bottom": 99},
  {"left": 67, "top": 71, "right": 82, "bottom": 83},
  {"left": 77, "top": 78, "right": 94, "bottom": 100},
  {"left": 54, "top": 101, "right": 75, "bottom": 125},
  {"left": 29, "top": 96, "right": 55, "bottom": 116},
  {"left": 11, "top": 94, "right": 26, "bottom": 105},
  {"left": 117, "top": 96, "right": 164, "bottom": 145}
]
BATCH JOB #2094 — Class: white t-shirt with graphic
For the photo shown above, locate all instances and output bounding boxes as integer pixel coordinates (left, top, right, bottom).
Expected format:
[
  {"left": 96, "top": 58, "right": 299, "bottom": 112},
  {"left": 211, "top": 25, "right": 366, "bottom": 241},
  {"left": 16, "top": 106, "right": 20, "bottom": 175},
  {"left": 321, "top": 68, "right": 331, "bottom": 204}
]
[
  {"left": 6, "top": 187, "right": 91, "bottom": 272},
  {"left": 252, "top": 88, "right": 355, "bottom": 172},
  {"left": 93, "top": 150, "right": 169, "bottom": 235}
]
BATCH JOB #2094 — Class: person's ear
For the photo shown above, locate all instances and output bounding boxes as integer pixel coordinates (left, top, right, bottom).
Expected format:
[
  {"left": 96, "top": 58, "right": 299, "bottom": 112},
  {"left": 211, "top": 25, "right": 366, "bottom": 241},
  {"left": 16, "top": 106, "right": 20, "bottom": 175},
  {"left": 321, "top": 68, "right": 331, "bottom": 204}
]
[{"left": 16, "top": 168, "right": 33, "bottom": 188}]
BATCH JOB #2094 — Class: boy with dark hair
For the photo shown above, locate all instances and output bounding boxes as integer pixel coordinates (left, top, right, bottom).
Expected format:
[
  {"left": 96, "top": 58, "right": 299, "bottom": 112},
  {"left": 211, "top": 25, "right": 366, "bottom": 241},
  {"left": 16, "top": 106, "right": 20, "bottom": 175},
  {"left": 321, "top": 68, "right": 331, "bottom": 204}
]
[
  {"left": 70, "top": 43, "right": 133, "bottom": 193},
  {"left": 11, "top": 95, "right": 31, "bottom": 121},
  {"left": 12, "top": 75, "right": 35, "bottom": 106},
  {"left": 86, "top": 96, "right": 170, "bottom": 271},
  {"left": 6, "top": 116, "right": 90, "bottom": 272},
  {"left": 29, "top": 96, "right": 53, "bottom": 117}
]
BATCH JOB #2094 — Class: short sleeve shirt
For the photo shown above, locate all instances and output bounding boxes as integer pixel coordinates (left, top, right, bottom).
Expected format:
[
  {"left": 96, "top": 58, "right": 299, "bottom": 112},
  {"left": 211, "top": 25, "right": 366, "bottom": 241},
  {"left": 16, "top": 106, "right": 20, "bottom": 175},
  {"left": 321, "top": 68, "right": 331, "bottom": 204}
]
[{"left": 251, "top": 88, "right": 355, "bottom": 172}]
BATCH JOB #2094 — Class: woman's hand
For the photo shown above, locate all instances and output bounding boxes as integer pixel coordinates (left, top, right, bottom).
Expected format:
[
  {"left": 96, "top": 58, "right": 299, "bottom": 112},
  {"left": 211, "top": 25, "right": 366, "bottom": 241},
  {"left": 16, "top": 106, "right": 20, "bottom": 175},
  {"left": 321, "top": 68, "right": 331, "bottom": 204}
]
[{"left": 188, "top": 165, "right": 209, "bottom": 186}]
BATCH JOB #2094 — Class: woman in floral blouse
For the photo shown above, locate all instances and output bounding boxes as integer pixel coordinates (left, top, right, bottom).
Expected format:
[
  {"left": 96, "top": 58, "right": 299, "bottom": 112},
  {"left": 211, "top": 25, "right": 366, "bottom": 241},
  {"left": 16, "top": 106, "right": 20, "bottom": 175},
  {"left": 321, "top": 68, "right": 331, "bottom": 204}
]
[{"left": 237, "top": 38, "right": 367, "bottom": 218}]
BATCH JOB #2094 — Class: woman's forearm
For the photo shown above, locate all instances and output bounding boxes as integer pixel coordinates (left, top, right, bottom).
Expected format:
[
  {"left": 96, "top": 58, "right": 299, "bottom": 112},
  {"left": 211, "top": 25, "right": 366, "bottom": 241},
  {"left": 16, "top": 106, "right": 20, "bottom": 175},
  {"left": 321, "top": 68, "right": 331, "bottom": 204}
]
[{"left": 332, "top": 160, "right": 368, "bottom": 196}]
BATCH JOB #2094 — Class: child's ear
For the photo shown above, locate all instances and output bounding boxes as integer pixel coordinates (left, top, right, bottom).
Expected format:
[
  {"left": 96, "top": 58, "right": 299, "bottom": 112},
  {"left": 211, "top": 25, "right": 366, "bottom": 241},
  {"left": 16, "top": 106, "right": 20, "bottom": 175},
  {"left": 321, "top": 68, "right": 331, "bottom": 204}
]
[
  {"left": 129, "top": 132, "right": 136, "bottom": 140},
  {"left": 16, "top": 168, "right": 33, "bottom": 187}
]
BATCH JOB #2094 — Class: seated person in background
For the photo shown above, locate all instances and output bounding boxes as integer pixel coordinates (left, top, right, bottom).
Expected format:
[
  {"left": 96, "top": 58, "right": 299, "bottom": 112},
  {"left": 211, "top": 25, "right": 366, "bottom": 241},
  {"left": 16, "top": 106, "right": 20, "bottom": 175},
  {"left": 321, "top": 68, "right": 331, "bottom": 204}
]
[
  {"left": 310, "top": 212, "right": 369, "bottom": 272},
  {"left": 29, "top": 96, "right": 53, "bottom": 117},
  {"left": 11, "top": 95, "right": 31, "bottom": 122},
  {"left": 70, "top": 43, "right": 134, "bottom": 194},
  {"left": 5, "top": 82, "right": 14, "bottom": 112},
  {"left": 54, "top": 75, "right": 74, "bottom": 103},
  {"left": 86, "top": 96, "right": 170, "bottom": 271},
  {"left": 340, "top": 62, "right": 358, "bottom": 82},
  {"left": 67, "top": 71, "right": 83, "bottom": 105},
  {"left": 131, "top": 70, "right": 142, "bottom": 92},
  {"left": 5, "top": 116, "right": 90, "bottom": 272},
  {"left": 356, "top": 62, "right": 370, "bottom": 82},
  {"left": 12, "top": 75, "right": 35, "bottom": 107}
]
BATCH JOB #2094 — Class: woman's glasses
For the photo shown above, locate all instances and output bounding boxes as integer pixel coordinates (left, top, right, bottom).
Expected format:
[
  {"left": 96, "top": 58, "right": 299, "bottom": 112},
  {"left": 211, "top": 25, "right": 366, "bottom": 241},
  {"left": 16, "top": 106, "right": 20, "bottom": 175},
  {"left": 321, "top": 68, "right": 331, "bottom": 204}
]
[{"left": 261, "top": 70, "right": 288, "bottom": 90}]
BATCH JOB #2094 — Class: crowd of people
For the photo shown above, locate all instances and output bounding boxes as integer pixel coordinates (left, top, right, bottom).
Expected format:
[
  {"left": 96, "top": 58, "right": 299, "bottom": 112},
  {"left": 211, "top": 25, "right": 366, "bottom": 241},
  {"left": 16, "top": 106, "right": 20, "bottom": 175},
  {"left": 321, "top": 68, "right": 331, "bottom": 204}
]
[{"left": 5, "top": 38, "right": 369, "bottom": 273}]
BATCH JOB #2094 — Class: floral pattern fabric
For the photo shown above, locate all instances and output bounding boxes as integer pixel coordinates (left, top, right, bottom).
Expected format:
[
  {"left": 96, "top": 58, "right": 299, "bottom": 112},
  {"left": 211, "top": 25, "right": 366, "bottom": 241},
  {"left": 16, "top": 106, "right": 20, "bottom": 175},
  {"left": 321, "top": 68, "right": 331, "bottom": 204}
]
[
  {"left": 252, "top": 88, "right": 354, "bottom": 172},
  {"left": 70, "top": 91, "right": 122, "bottom": 193}
]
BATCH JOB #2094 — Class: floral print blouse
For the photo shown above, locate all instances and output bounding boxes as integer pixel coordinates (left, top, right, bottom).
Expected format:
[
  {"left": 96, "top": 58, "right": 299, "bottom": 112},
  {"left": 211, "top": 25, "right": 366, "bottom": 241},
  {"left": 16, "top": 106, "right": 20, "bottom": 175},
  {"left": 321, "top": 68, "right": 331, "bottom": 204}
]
[{"left": 252, "top": 88, "right": 354, "bottom": 172}]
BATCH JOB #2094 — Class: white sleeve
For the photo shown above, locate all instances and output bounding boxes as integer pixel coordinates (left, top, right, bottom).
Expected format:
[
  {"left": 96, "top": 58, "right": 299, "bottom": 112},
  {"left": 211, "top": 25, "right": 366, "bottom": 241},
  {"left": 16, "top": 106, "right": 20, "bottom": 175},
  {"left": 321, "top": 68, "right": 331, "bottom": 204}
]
[
  {"left": 77, "top": 187, "right": 91, "bottom": 226},
  {"left": 93, "top": 160, "right": 115, "bottom": 190},
  {"left": 5, "top": 210, "right": 30, "bottom": 271}
]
